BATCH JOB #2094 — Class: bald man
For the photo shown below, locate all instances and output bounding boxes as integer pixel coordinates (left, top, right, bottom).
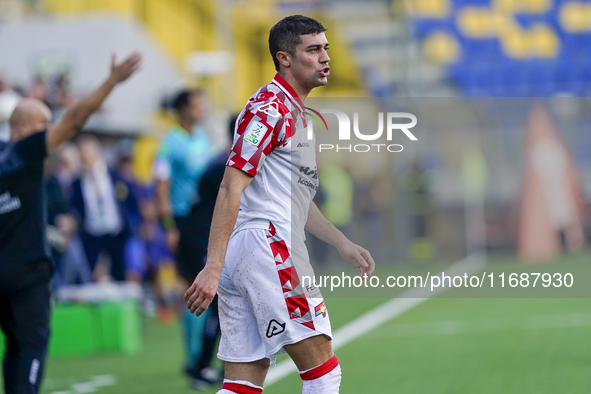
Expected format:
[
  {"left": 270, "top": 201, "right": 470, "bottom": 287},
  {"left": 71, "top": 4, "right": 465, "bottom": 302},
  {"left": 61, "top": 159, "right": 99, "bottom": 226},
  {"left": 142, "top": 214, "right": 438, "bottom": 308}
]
[{"left": 0, "top": 52, "right": 141, "bottom": 394}]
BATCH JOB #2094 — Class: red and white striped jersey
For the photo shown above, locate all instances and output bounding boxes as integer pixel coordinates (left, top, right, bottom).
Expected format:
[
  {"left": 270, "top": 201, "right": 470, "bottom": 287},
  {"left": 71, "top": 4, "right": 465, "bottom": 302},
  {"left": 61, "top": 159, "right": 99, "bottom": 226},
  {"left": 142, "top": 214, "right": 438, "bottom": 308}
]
[{"left": 227, "top": 74, "right": 318, "bottom": 242}]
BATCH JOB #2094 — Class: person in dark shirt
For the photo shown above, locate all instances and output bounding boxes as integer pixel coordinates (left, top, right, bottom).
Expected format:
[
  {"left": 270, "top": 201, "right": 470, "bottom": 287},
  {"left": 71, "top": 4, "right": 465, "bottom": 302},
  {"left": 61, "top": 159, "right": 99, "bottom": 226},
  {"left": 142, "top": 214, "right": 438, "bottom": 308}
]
[
  {"left": 182, "top": 116, "right": 235, "bottom": 389},
  {"left": 0, "top": 52, "right": 141, "bottom": 394}
]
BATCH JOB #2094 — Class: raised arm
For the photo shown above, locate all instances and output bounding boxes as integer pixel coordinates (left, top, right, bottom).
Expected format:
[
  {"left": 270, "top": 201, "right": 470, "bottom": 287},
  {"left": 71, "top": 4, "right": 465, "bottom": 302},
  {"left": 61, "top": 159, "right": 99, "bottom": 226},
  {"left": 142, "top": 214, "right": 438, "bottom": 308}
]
[
  {"left": 306, "top": 201, "right": 375, "bottom": 277},
  {"left": 46, "top": 52, "right": 142, "bottom": 153},
  {"left": 184, "top": 166, "right": 253, "bottom": 316}
]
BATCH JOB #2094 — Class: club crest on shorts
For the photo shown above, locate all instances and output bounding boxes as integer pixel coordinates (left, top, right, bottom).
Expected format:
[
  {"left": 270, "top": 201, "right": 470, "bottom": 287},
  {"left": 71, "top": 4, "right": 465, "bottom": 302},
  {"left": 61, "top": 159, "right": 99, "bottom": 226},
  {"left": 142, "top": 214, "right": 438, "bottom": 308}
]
[
  {"left": 266, "top": 319, "right": 286, "bottom": 338},
  {"left": 244, "top": 121, "right": 268, "bottom": 147},
  {"left": 314, "top": 301, "right": 327, "bottom": 318}
]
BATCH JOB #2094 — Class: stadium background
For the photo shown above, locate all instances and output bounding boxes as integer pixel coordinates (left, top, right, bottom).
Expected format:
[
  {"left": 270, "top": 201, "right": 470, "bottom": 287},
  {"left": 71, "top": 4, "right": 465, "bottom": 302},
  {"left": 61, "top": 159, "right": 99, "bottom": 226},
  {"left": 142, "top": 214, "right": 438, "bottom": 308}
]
[{"left": 1, "top": 0, "right": 591, "bottom": 393}]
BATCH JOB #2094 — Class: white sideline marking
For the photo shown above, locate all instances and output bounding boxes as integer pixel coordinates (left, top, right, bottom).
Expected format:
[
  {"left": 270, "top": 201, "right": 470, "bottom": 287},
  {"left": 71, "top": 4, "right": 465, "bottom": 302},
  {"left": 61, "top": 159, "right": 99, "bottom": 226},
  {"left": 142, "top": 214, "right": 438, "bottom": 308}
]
[
  {"left": 48, "top": 375, "right": 115, "bottom": 394},
  {"left": 362, "top": 312, "right": 591, "bottom": 340},
  {"left": 264, "top": 254, "right": 486, "bottom": 386}
]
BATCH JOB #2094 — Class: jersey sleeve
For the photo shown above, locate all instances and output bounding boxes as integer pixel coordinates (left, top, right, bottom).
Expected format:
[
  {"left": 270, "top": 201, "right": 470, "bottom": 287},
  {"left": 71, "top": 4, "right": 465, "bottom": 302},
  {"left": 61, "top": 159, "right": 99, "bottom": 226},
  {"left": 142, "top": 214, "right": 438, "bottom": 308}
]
[
  {"left": 227, "top": 99, "right": 290, "bottom": 177},
  {"left": 15, "top": 131, "right": 48, "bottom": 166}
]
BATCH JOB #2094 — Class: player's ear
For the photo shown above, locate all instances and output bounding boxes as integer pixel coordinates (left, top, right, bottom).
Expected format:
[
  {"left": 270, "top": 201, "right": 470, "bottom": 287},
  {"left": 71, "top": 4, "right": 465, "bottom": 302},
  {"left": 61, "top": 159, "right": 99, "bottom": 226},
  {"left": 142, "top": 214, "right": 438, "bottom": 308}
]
[
  {"left": 14, "top": 119, "right": 29, "bottom": 139},
  {"left": 276, "top": 51, "right": 291, "bottom": 68}
]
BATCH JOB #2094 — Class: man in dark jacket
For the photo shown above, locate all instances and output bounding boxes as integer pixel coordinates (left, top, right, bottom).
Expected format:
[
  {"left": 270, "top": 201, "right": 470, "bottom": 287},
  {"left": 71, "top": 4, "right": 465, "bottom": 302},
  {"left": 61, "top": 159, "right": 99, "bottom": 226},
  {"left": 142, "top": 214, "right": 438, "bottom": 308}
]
[
  {"left": 0, "top": 52, "right": 140, "bottom": 394},
  {"left": 183, "top": 116, "right": 236, "bottom": 389}
]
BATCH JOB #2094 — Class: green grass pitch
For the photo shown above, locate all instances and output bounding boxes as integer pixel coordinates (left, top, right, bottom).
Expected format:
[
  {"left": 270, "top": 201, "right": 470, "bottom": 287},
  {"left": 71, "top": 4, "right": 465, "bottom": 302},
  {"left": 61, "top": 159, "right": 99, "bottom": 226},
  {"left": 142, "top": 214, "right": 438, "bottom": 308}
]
[{"left": 2, "top": 253, "right": 589, "bottom": 394}]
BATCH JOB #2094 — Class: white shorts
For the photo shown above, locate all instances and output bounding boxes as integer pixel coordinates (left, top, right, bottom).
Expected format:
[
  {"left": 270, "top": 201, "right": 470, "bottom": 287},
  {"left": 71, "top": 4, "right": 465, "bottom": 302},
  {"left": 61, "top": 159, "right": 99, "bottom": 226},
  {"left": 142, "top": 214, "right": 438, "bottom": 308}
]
[{"left": 217, "top": 222, "right": 332, "bottom": 365}]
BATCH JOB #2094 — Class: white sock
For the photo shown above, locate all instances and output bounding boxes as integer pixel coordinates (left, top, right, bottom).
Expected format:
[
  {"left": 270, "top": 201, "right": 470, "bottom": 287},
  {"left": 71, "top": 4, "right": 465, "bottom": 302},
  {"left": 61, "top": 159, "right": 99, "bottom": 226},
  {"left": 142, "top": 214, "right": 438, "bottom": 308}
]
[
  {"left": 217, "top": 379, "right": 263, "bottom": 393},
  {"left": 299, "top": 356, "right": 342, "bottom": 394}
]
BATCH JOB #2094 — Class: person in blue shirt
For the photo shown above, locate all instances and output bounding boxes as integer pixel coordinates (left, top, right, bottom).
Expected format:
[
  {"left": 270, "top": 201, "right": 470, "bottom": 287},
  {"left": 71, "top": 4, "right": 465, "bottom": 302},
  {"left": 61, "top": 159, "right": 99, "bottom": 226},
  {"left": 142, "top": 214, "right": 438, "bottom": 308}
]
[
  {"left": 153, "top": 89, "right": 215, "bottom": 383},
  {"left": 0, "top": 52, "right": 141, "bottom": 394}
]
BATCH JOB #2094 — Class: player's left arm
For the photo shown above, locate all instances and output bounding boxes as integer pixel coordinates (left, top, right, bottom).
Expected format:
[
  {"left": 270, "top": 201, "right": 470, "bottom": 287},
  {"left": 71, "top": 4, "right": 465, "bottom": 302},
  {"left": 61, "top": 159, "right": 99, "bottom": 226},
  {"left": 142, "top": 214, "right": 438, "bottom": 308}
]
[{"left": 306, "top": 201, "right": 375, "bottom": 277}]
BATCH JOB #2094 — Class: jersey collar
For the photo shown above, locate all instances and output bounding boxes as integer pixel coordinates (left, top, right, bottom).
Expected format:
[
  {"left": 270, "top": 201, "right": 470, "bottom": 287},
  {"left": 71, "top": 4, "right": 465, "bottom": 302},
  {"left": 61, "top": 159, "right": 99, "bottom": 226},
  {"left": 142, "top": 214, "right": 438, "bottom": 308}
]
[{"left": 272, "top": 74, "right": 304, "bottom": 112}]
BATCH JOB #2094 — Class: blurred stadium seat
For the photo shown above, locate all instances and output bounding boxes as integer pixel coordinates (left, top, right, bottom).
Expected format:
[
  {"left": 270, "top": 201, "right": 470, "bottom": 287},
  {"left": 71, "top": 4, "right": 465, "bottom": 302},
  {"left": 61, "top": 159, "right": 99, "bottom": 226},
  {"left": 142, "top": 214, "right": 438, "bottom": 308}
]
[{"left": 411, "top": 0, "right": 591, "bottom": 96}]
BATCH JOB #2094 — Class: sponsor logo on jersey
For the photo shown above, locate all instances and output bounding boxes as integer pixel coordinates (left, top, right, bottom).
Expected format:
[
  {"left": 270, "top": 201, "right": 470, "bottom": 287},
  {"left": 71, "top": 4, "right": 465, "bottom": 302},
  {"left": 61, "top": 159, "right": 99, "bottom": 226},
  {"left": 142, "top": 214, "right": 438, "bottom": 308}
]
[
  {"left": 297, "top": 167, "right": 318, "bottom": 190},
  {"left": 299, "top": 166, "right": 318, "bottom": 179},
  {"left": 244, "top": 121, "right": 269, "bottom": 147},
  {"left": 314, "top": 301, "right": 327, "bottom": 318},
  {"left": 266, "top": 319, "right": 286, "bottom": 338},
  {"left": 297, "top": 142, "right": 310, "bottom": 148},
  {"left": 297, "top": 177, "right": 318, "bottom": 191},
  {"left": 0, "top": 191, "right": 21, "bottom": 215}
]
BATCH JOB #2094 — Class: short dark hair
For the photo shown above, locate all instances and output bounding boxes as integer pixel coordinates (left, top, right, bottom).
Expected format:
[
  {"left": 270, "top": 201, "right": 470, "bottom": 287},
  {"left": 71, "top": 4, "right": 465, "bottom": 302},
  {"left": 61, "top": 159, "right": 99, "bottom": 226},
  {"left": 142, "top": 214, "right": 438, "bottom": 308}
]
[
  {"left": 269, "top": 15, "right": 327, "bottom": 72},
  {"left": 172, "top": 89, "right": 203, "bottom": 112}
]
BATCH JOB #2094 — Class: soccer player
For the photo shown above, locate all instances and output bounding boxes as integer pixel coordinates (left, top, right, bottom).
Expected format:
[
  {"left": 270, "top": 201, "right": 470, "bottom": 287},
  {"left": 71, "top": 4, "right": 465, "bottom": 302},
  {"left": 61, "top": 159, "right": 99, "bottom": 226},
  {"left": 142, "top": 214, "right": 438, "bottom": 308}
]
[
  {"left": 152, "top": 88, "right": 215, "bottom": 381},
  {"left": 0, "top": 52, "right": 141, "bottom": 394},
  {"left": 184, "top": 15, "right": 375, "bottom": 394}
]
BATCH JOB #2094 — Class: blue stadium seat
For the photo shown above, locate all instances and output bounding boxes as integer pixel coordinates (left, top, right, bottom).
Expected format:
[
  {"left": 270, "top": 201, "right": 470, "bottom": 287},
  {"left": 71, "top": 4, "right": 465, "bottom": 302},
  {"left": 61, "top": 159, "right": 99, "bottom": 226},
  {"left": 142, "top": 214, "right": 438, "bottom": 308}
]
[
  {"left": 498, "top": 63, "right": 528, "bottom": 97},
  {"left": 448, "top": 63, "right": 481, "bottom": 95},
  {"left": 526, "top": 61, "right": 555, "bottom": 97},
  {"left": 458, "top": 37, "right": 503, "bottom": 62},
  {"left": 552, "top": 60, "right": 580, "bottom": 94},
  {"left": 451, "top": 0, "right": 492, "bottom": 6},
  {"left": 514, "top": 13, "right": 546, "bottom": 30},
  {"left": 579, "top": 59, "right": 591, "bottom": 93},
  {"left": 555, "top": 0, "right": 591, "bottom": 4},
  {"left": 417, "top": 0, "right": 591, "bottom": 96},
  {"left": 560, "top": 33, "right": 591, "bottom": 60},
  {"left": 412, "top": 19, "right": 457, "bottom": 40}
]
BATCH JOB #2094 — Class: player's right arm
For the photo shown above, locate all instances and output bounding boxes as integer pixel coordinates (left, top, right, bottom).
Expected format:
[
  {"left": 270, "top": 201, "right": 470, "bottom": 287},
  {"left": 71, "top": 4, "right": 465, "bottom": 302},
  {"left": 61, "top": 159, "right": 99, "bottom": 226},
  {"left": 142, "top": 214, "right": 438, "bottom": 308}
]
[
  {"left": 184, "top": 166, "right": 253, "bottom": 316},
  {"left": 184, "top": 91, "right": 287, "bottom": 316},
  {"left": 46, "top": 52, "right": 142, "bottom": 154}
]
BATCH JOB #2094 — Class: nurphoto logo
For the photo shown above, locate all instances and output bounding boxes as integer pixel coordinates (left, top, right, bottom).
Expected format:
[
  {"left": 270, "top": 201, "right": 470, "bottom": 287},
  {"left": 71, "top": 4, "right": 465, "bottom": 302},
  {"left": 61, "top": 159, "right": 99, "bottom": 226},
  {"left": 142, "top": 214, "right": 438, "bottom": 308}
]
[{"left": 304, "top": 108, "right": 418, "bottom": 153}]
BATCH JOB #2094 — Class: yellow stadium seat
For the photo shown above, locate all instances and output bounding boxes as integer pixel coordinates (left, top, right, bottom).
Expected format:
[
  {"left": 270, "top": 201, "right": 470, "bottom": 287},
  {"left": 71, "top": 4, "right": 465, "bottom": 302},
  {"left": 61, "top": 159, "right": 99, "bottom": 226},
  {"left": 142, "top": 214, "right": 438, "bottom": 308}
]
[
  {"left": 560, "top": 2, "right": 591, "bottom": 33},
  {"left": 495, "top": 0, "right": 518, "bottom": 14},
  {"left": 422, "top": 32, "right": 460, "bottom": 65},
  {"left": 522, "top": 0, "right": 551, "bottom": 14},
  {"left": 495, "top": 0, "right": 550, "bottom": 14},
  {"left": 500, "top": 28, "right": 529, "bottom": 59},
  {"left": 457, "top": 8, "right": 498, "bottom": 38},
  {"left": 412, "top": 0, "right": 450, "bottom": 19},
  {"left": 530, "top": 25, "right": 559, "bottom": 58}
]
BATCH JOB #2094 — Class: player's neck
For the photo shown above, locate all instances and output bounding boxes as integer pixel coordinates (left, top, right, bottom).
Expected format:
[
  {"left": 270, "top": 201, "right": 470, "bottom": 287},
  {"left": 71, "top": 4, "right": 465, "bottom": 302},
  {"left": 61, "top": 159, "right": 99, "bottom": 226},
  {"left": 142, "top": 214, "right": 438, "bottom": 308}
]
[
  {"left": 178, "top": 119, "right": 195, "bottom": 134},
  {"left": 278, "top": 71, "right": 310, "bottom": 102}
]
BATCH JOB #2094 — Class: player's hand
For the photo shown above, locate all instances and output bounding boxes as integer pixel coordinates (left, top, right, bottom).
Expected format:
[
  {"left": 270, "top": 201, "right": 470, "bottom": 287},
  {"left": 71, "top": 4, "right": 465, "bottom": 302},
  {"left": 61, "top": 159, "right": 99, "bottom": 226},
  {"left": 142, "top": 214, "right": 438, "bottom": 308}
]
[
  {"left": 184, "top": 265, "right": 221, "bottom": 316},
  {"left": 110, "top": 52, "right": 142, "bottom": 84},
  {"left": 338, "top": 241, "right": 375, "bottom": 277}
]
